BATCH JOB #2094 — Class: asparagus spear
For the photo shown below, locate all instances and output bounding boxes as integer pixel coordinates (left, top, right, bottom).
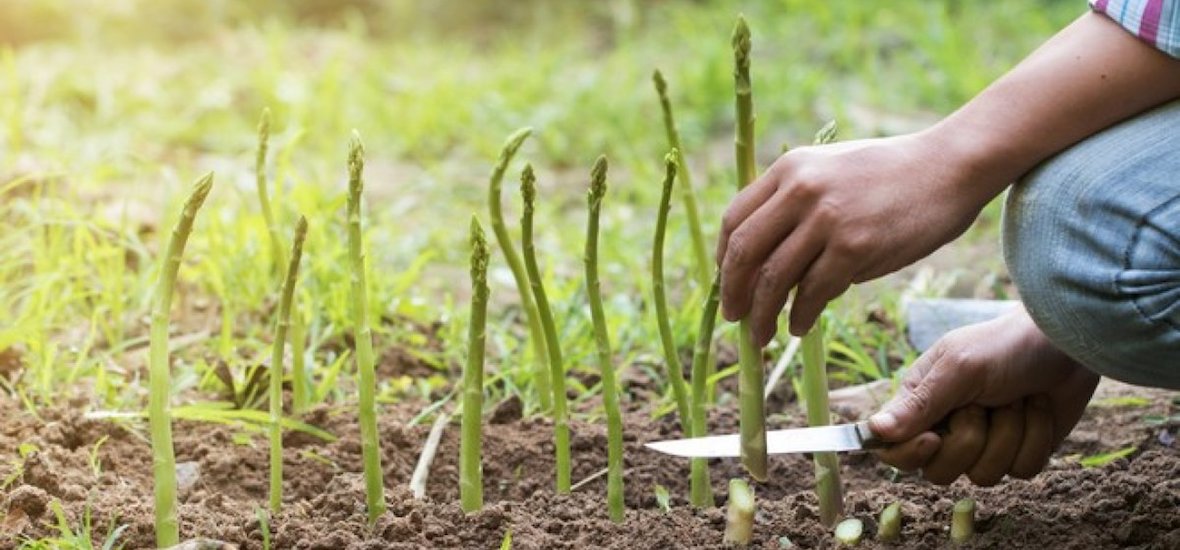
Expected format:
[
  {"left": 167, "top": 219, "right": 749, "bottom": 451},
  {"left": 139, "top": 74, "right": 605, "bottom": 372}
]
[
  {"left": 486, "top": 128, "right": 552, "bottom": 412},
  {"left": 689, "top": 273, "right": 721, "bottom": 507},
  {"left": 520, "top": 164, "right": 571, "bottom": 493},
  {"left": 652, "top": 71, "right": 710, "bottom": 287},
  {"left": 731, "top": 15, "right": 768, "bottom": 482},
  {"left": 269, "top": 216, "right": 308, "bottom": 513},
  {"left": 951, "top": 498, "right": 975, "bottom": 544},
  {"left": 802, "top": 121, "right": 843, "bottom": 526},
  {"left": 878, "top": 502, "right": 902, "bottom": 542},
  {"left": 584, "top": 156, "right": 624, "bottom": 522},
  {"left": 346, "top": 132, "right": 386, "bottom": 522},
  {"left": 652, "top": 150, "right": 691, "bottom": 431},
  {"left": 461, "top": 216, "right": 490, "bottom": 512},
  {"left": 149, "top": 173, "right": 213, "bottom": 547},
  {"left": 256, "top": 108, "right": 286, "bottom": 272}
]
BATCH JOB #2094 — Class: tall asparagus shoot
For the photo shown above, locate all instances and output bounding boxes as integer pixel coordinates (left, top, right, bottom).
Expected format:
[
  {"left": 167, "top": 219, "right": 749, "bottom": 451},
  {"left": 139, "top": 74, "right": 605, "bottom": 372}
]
[
  {"left": 346, "top": 132, "right": 386, "bottom": 522},
  {"left": 256, "top": 108, "right": 286, "bottom": 272},
  {"left": 149, "top": 172, "right": 213, "bottom": 548},
  {"left": 520, "top": 164, "right": 571, "bottom": 493},
  {"left": 487, "top": 128, "right": 552, "bottom": 412},
  {"left": 269, "top": 216, "right": 308, "bottom": 513},
  {"left": 689, "top": 273, "right": 720, "bottom": 507},
  {"left": 461, "top": 216, "right": 490, "bottom": 513},
  {"left": 651, "top": 150, "right": 691, "bottom": 431},
  {"left": 652, "top": 71, "right": 709, "bottom": 287},
  {"left": 802, "top": 121, "right": 843, "bottom": 526},
  {"left": 732, "top": 15, "right": 767, "bottom": 482},
  {"left": 585, "top": 156, "right": 624, "bottom": 522}
]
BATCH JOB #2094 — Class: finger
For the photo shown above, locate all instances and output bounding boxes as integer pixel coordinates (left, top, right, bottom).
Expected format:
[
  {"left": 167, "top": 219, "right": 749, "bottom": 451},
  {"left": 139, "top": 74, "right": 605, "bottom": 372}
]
[
  {"left": 746, "top": 223, "right": 824, "bottom": 346},
  {"left": 716, "top": 168, "right": 781, "bottom": 265},
  {"left": 868, "top": 340, "right": 979, "bottom": 442},
  {"left": 1010, "top": 394, "right": 1054, "bottom": 479},
  {"left": 922, "top": 405, "right": 988, "bottom": 485},
  {"left": 719, "top": 191, "right": 805, "bottom": 321},
  {"left": 967, "top": 401, "right": 1025, "bottom": 486},
  {"left": 786, "top": 249, "right": 852, "bottom": 336},
  {"left": 875, "top": 432, "right": 940, "bottom": 472},
  {"left": 1048, "top": 368, "right": 1100, "bottom": 449}
]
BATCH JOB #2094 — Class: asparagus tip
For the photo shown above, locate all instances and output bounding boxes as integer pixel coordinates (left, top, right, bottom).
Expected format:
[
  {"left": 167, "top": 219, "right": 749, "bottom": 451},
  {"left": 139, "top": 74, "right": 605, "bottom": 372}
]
[
  {"left": 294, "top": 215, "right": 308, "bottom": 239},
  {"left": 652, "top": 68, "right": 667, "bottom": 93},
  {"left": 258, "top": 107, "right": 271, "bottom": 134},
  {"left": 520, "top": 163, "right": 536, "bottom": 208},
  {"left": 589, "top": 155, "right": 608, "bottom": 204},
  {"left": 188, "top": 172, "right": 214, "bottom": 208},
  {"left": 814, "top": 120, "right": 838, "bottom": 145},
  {"left": 664, "top": 148, "right": 680, "bottom": 171},
  {"left": 503, "top": 127, "right": 533, "bottom": 155},
  {"left": 470, "top": 215, "right": 489, "bottom": 284},
  {"left": 732, "top": 15, "right": 751, "bottom": 58},
  {"left": 348, "top": 131, "right": 365, "bottom": 194}
]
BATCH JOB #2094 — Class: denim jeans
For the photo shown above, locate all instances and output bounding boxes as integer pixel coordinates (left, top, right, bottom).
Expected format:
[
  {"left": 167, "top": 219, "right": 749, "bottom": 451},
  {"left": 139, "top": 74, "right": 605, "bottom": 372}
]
[{"left": 1004, "top": 100, "right": 1180, "bottom": 390}]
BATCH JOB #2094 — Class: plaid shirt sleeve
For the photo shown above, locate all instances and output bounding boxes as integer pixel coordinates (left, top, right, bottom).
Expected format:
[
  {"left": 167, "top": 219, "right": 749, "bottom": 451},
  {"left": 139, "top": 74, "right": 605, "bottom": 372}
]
[{"left": 1091, "top": 0, "right": 1180, "bottom": 58}]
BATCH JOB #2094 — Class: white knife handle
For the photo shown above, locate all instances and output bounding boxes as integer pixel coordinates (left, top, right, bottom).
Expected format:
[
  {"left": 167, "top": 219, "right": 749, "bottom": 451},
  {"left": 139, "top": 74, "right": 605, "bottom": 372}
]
[{"left": 854, "top": 421, "right": 887, "bottom": 450}]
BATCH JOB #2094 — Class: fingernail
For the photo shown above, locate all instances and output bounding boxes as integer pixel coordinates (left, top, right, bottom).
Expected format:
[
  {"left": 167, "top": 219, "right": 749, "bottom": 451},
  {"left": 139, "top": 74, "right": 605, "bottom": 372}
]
[{"left": 870, "top": 411, "right": 898, "bottom": 435}]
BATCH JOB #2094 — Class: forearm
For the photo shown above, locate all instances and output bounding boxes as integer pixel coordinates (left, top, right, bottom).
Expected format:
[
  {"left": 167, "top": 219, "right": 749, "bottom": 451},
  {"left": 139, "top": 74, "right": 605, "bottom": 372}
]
[{"left": 929, "top": 11, "right": 1180, "bottom": 204}]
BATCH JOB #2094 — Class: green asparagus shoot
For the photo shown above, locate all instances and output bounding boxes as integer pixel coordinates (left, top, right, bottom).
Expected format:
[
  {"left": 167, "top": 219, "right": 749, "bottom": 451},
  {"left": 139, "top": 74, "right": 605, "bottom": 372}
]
[
  {"left": 723, "top": 478, "right": 755, "bottom": 545},
  {"left": 951, "top": 498, "right": 975, "bottom": 544},
  {"left": 346, "top": 132, "right": 386, "bottom": 522},
  {"left": 834, "top": 517, "right": 863, "bottom": 546},
  {"left": 486, "top": 128, "right": 552, "bottom": 412},
  {"left": 255, "top": 108, "right": 286, "bottom": 273},
  {"left": 652, "top": 70, "right": 710, "bottom": 287},
  {"left": 269, "top": 216, "right": 307, "bottom": 513},
  {"left": 651, "top": 149, "right": 692, "bottom": 431},
  {"left": 520, "top": 163, "right": 571, "bottom": 493},
  {"left": 689, "top": 272, "right": 721, "bottom": 507},
  {"left": 461, "top": 216, "right": 490, "bottom": 513},
  {"left": 731, "top": 14, "right": 767, "bottom": 481},
  {"left": 149, "top": 172, "right": 213, "bottom": 547},
  {"left": 585, "top": 156, "right": 624, "bottom": 522},
  {"left": 878, "top": 502, "right": 902, "bottom": 542},
  {"left": 802, "top": 121, "right": 843, "bottom": 527}
]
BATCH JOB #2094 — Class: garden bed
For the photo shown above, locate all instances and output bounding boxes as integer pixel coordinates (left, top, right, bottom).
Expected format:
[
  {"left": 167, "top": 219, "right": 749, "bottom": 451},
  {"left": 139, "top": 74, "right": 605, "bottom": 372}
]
[{"left": 2, "top": 378, "right": 1177, "bottom": 549}]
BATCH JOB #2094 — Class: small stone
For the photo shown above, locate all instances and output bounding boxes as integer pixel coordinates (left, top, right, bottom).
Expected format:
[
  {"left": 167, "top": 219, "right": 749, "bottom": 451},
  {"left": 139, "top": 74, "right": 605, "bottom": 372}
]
[
  {"left": 162, "top": 539, "right": 239, "bottom": 550},
  {"left": 176, "top": 461, "right": 201, "bottom": 492}
]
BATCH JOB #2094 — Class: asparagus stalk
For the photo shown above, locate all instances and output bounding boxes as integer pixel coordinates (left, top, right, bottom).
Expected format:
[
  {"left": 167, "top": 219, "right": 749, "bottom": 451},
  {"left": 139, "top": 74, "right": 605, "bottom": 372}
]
[
  {"left": 487, "top": 128, "right": 552, "bottom": 412},
  {"left": 652, "top": 71, "right": 710, "bottom": 287},
  {"left": 461, "top": 216, "right": 491, "bottom": 513},
  {"left": 689, "top": 272, "right": 720, "bottom": 507},
  {"left": 950, "top": 498, "right": 975, "bottom": 544},
  {"left": 731, "top": 15, "right": 768, "bottom": 482},
  {"left": 582, "top": 156, "right": 627, "bottom": 521},
  {"left": 346, "top": 132, "right": 386, "bottom": 522},
  {"left": 878, "top": 502, "right": 902, "bottom": 542},
  {"left": 834, "top": 518, "right": 864, "bottom": 546},
  {"left": 651, "top": 150, "right": 691, "bottom": 431},
  {"left": 584, "top": 156, "right": 625, "bottom": 522},
  {"left": 256, "top": 108, "right": 286, "bottom": 272},
  {"left": 723, "top": 478, "right": 755, "bottom": 545},
  {"left": 149, "top": 172, "right": 213, "bottom": 548},
  {"left": 269, "top": 216, "right": 308, "bottom": 513},
  {"left": 802, "top": 121, "right": 843, "bottom": 527},
  {"left": 520, "top": 164, "right": 571, "bottom": 493},
  {"left": 289, "top": 300, "right": 309, "bottom": 414}
]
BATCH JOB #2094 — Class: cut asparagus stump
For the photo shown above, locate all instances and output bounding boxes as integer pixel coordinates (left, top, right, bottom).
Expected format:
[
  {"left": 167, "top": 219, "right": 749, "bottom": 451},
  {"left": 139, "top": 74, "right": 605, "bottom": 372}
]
[
  {"left": 723, "top": 478, "right": 755, "bottom": 545},
  {"left": 878, "top": 502, "right": 902, "bottom": 542},
  {"left": 951, "top": 498, "right": 975, "bottom": 544},
  {"left": 834, "top": 517, "right": 863, "bottom": 546}
]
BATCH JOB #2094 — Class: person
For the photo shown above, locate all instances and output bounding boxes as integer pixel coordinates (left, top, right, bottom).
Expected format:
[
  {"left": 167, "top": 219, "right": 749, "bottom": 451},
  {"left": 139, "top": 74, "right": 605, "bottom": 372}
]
[{"left": 716, "top": 1, "right": 1180, "bottom": 486}]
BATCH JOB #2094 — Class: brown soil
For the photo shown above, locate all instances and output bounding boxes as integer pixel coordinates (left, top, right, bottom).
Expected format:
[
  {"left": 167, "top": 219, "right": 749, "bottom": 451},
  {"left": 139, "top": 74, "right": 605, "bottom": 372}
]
[{"left": 1, "top": 380, "right": 1178, "bottom": 549}]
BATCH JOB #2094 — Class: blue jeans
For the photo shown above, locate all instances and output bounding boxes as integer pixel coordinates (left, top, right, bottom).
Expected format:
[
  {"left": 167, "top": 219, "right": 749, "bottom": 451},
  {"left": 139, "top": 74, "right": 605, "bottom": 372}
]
[{"left": 1004, "top": 100, "right": 1180, "bottom": 390}]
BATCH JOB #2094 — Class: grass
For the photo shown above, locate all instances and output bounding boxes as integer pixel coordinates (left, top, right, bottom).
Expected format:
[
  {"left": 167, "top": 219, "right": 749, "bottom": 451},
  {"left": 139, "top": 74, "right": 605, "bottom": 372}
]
[{"left": 0, "top": 0, "right": 1082, "bottom": 543}]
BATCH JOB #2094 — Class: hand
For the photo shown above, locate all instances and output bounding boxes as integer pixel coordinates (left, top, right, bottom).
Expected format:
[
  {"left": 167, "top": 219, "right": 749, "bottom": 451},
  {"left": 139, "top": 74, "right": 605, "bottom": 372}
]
[
  {"left": 716, "top": 133, "right": 1001, "bottom": 344},
  {"left": 870, "top": 307, "right": 1100, "bottom": 486}
]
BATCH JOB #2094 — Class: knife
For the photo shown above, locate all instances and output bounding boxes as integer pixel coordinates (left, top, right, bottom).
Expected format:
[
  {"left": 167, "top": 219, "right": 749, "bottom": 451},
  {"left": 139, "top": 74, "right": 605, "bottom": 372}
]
[{"left": 644, "top": 420, "right": 886, "bottom": 458}]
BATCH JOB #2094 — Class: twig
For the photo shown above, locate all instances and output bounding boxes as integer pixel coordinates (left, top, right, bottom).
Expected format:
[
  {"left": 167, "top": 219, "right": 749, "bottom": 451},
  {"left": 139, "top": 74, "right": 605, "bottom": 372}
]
[{"left": 410, "top": 412, "right": 450, "bottom": 500}]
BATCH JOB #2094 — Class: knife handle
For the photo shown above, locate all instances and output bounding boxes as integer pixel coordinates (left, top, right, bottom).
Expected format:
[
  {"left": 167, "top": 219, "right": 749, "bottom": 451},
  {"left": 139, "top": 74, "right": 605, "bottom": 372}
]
[{"left": 853, "top": 420, "right": 889, "bottom": 450}]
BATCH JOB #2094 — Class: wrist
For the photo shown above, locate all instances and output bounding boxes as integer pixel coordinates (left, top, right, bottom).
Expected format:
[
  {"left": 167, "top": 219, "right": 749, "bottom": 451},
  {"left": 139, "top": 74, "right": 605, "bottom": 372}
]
[{"left": 916, "top": 116, "right": 1028, "bottom": 205}]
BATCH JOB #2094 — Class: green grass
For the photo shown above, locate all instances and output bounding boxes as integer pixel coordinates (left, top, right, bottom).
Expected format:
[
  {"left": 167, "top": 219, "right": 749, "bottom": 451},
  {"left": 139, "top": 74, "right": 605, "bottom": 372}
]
[{"left": 1, "top": 1, "right": 1080, "bottom": 540}]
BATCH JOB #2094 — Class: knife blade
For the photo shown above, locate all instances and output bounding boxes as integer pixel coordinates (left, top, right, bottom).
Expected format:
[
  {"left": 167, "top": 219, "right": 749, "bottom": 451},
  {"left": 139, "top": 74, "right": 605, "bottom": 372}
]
[{"left": 644, "top": 421, "right": 884, "bottom": 458}]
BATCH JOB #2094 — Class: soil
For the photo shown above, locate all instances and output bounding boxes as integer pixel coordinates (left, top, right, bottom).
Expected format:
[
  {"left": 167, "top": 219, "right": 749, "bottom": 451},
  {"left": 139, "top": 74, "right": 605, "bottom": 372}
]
[{"left": 2, "top": 377, "right": 1178, "bottom": 549}]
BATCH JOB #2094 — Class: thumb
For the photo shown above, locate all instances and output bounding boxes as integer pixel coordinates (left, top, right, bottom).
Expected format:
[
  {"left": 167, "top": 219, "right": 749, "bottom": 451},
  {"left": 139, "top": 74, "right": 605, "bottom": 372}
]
[{"left": 868, "top": 349, "right": 977, "bottom": 442}]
